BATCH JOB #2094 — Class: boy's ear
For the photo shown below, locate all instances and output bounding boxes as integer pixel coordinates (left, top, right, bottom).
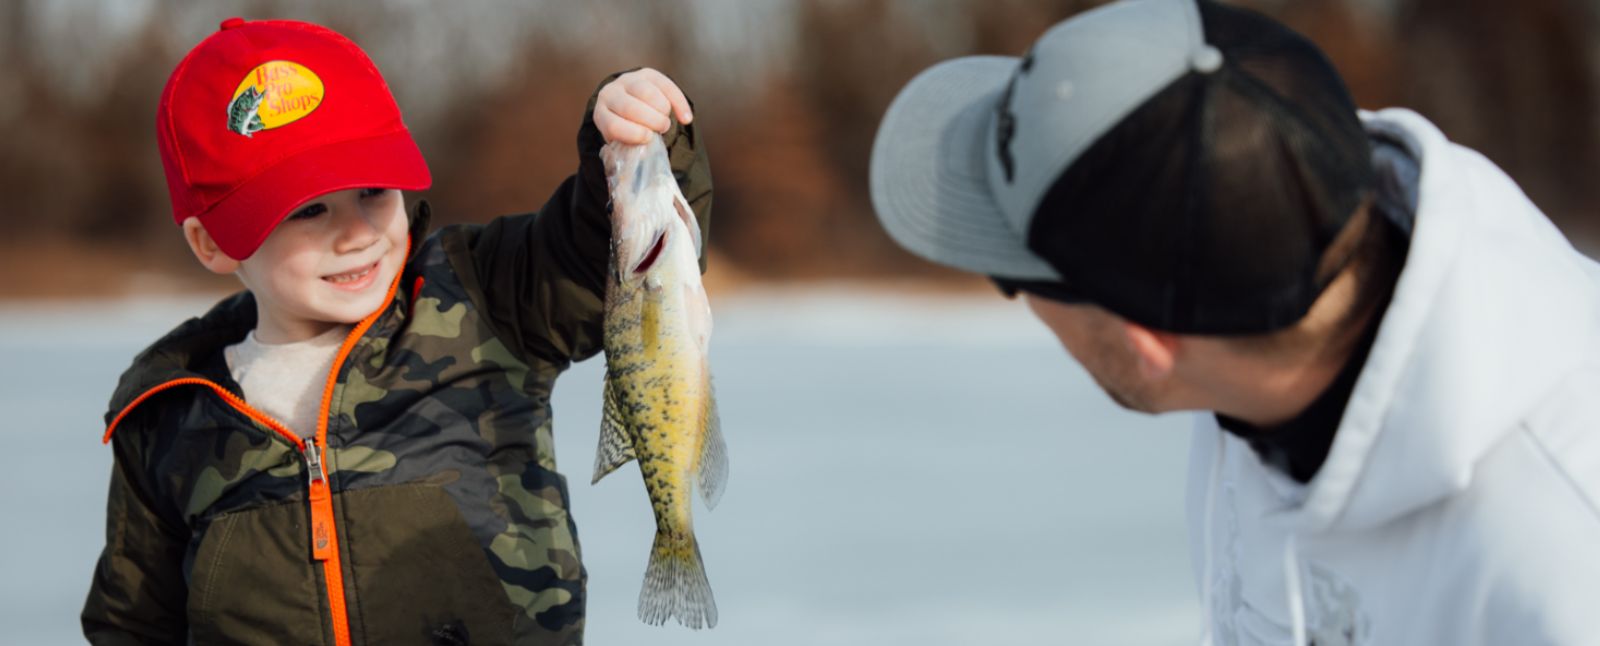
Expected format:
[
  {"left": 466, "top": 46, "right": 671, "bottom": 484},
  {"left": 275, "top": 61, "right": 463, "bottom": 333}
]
[
  {"left": 1122, "top": 321, "right": 1180, "bottom": 381},
  {"left": 182, "top": 218, "right": 241, "bottom": 274}
]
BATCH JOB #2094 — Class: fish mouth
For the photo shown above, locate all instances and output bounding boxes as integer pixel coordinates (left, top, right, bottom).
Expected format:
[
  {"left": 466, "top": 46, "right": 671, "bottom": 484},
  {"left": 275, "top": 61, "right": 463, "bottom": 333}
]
[{"left": 632, "top": 229, "right": 667, "bottom": 275}]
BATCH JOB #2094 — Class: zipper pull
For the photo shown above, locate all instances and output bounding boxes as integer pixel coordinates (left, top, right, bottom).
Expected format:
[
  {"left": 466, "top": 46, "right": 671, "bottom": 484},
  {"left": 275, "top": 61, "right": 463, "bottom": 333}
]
[
  {"left": 304, "top": 441, "right": 336, "bottom": 561},
  {"left": 304, "top": 441, "right": 325, "bottom": 486}
]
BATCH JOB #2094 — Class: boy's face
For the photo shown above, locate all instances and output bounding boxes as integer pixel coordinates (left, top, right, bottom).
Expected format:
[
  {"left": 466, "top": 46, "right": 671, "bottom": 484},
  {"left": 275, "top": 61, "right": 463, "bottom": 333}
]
[{"left": 232, "top": 188, "right": 408, "bottom": 343}]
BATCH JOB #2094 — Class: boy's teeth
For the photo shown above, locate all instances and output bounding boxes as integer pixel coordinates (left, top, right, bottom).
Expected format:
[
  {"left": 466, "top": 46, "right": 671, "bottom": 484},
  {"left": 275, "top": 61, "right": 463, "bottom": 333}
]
[{"left": 327, "top": 265, "right": 373, "bottom": 283}]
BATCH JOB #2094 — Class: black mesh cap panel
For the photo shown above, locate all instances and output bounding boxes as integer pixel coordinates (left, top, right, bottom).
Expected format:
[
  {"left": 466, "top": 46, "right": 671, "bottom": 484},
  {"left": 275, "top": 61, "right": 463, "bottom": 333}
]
[{"left": 1023, "top": 0, "right": 1373, "bottom": 334}]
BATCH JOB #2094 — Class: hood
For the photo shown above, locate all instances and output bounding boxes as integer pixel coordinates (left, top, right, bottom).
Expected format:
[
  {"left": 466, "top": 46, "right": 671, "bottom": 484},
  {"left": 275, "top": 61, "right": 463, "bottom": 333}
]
[
  {"left": 1284, "top": 108, "right": 1600, "bottom": 533},
  {"left": 103, "top": 292, "right": 257, "bottom": 426}
]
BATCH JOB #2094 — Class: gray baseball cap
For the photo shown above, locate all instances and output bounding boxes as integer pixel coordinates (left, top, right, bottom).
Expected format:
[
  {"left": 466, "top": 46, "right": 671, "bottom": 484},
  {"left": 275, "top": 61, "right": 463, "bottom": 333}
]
[
  {"left": 869, "top": 0, "right": 1373, "bottom": 334},
  {"left": 871, "top": 0, "right": 1217, "bottom": 281}
]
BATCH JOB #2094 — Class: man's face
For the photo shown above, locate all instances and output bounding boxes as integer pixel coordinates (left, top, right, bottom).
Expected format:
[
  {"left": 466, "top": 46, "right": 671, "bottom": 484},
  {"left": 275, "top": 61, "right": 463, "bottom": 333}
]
[
  {"left": 235, "top": 188, "right": 407, "bottom": 342},
  {"left": 1023, "top": 293, "right": 1166, "bottom": 413}
]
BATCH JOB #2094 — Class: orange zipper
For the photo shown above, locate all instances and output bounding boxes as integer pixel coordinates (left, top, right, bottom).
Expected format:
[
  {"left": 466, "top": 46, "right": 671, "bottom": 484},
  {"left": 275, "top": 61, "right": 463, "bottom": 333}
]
[
  {"left": 103, "top": 377, "right": 304, "bottom": 449},
  {"left": 104, "top": 249, "right": 406, "bottom": 646},
  {"left": 308, "top": 265, "right": 402, "bottom": 646}
]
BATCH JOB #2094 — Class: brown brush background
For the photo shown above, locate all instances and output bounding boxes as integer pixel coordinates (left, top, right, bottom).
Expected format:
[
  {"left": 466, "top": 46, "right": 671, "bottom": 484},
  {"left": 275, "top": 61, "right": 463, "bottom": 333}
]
[{"left": 2, "top": 0, "right": 1596, "bottom": 299}]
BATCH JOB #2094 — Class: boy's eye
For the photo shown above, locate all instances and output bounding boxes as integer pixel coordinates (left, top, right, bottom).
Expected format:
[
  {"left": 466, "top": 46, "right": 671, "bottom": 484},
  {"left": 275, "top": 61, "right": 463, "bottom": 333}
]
[
  {"left": 288, "top": 203, "right": 326, "bottom": 220},
  {"left": 360, "top": 187, "right": 389, "bottom": 199}
]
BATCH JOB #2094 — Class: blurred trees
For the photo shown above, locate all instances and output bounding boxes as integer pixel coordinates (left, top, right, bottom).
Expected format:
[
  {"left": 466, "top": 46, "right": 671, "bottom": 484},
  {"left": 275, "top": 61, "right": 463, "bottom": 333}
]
[{"left": 1, "top": 0, "right": 1597, "bottom": 296}]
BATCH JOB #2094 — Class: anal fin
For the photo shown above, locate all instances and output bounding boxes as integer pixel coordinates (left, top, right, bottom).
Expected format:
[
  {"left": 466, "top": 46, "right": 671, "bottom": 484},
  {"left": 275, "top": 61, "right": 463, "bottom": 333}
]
[{"left": 696, "top": 382, "right": 728, "bottom": 509}]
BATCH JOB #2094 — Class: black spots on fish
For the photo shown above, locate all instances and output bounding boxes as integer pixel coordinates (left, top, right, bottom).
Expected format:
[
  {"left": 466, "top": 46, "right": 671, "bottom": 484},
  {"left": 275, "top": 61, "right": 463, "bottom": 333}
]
[
  {"left": 620, "top": 396, "right": 652, "bottom": 416},
  {"left": 604, "top": 339, "right": 648, "bottom": 360}
]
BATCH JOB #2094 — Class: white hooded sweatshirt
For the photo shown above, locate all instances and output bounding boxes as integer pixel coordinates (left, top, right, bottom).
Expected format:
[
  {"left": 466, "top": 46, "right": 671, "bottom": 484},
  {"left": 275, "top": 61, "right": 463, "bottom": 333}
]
[{"left": 1188, "top": 108, "right": 1600, "bottom": 646}]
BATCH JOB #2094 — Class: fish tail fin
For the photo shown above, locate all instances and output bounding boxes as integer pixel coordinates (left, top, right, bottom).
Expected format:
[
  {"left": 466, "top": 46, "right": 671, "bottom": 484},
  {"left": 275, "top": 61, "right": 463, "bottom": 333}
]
[
  {"left": 639, "top": 530, "right": 718, "bottom": 629},
  {"left": 593, "top": 375, "right": 636, "bottom": 484},
  {"left": 696, "top": 383, "right": 728, "bottom": 510}
]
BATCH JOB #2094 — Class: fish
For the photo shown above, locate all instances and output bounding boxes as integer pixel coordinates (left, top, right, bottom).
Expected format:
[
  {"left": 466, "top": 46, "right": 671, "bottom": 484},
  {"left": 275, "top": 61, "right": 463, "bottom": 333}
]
[
  {"left": 227, "top": 85, "right": 267, "bottom": 137},
  {"left": 594, "top": 132, "right": 727, "bottom": 630}
]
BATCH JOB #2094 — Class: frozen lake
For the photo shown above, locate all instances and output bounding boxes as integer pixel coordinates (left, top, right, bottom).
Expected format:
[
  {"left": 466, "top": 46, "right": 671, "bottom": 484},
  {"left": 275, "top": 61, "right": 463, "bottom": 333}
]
[{"left": 0, "top": 288, "right": 1199, "bottom": 645}]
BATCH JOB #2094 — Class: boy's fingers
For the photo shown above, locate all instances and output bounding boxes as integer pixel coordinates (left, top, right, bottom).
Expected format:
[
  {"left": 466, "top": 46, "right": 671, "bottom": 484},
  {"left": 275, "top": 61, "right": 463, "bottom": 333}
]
[
  {"left": 626, "top": 68, "right": 692, "bottom": 125},
  {"left": 595, "top": 105, "right": 654, "bottom": 145},
  {"left": 624, "top": 76, "right": 672, "bottom": 114},
  {"left": 658, "top": 79, "right": 692, "bottom": 125},
  {"left": 606, "top": 92, "right": 673, "bottom": 134}
]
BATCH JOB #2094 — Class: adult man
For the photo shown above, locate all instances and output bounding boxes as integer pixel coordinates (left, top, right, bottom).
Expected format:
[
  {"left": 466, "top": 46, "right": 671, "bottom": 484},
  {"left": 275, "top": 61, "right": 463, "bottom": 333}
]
[{"left": 869, "top": 0, "right": 1600, "bottom": 643}]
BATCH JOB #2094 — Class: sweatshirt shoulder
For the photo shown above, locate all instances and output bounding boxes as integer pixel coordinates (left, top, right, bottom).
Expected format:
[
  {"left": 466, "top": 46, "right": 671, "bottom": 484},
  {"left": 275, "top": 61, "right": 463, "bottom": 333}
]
[
  {"left": 1519, "top": 361, "right": 1600, "bottom": 520},
  {"left": 1470, "top": 431, "right": 1600, "bottom": 644}
]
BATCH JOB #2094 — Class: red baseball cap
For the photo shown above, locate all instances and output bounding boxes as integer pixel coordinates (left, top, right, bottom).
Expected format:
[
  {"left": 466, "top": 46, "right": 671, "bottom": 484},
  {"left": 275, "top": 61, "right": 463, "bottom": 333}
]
[{"left": 157, "top": 17, "right": 431, "bottom": 260}]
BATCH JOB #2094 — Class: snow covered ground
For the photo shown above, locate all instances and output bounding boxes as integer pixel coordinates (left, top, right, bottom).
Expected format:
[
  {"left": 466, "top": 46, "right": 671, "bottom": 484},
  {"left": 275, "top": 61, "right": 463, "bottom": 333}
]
[{"left": 0, "top": 288, "right": 1199, "bottom": 645}]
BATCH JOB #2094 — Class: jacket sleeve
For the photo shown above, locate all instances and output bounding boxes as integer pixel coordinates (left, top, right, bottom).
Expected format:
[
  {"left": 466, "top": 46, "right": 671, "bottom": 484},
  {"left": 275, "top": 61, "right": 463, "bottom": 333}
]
[
  {"left": 81, "top": 435, "right": 189, "bottom": 645},
  {"left": 449, "top": 70, "right": 713, "bottom": 368}
]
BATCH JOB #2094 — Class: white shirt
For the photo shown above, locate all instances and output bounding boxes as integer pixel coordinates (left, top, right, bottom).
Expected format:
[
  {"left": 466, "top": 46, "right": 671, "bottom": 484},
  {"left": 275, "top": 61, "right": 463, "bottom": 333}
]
[{"left": 223, "top": 325, "right": 351, "bottom": 438}]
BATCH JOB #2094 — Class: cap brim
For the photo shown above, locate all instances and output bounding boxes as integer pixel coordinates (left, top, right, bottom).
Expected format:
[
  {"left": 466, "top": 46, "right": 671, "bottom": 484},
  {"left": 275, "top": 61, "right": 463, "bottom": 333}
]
[
  {"left": 869, "top": 56, "right": 1062, "bottom": 281},
  {"left": 200, "top": 130, "right": 432, "bottom": 260}
]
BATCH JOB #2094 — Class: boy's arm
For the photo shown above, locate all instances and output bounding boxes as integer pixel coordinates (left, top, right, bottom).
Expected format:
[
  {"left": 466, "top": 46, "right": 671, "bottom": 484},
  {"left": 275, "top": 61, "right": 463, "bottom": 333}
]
[
  {"left": 82, "top": 438, "right": 189, "bottom": 644},
  {"left": 452, "top": 70, "right": 711, "bottom": 367}
]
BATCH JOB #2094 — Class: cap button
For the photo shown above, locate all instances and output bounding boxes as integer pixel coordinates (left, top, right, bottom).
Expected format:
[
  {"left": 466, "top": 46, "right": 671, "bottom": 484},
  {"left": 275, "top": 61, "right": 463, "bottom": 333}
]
[
  {"left": 1191, "top": 45, "right": 1223, "bottom": 74},
  {"left": 220, "top": 17, "right": 246, "bottom": 30}
]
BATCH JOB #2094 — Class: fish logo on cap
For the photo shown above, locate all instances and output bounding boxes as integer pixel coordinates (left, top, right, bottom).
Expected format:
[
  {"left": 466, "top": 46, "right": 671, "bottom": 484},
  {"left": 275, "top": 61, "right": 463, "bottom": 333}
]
[{"left": 225, "top": 60, "right": 325, "bottom": 138}]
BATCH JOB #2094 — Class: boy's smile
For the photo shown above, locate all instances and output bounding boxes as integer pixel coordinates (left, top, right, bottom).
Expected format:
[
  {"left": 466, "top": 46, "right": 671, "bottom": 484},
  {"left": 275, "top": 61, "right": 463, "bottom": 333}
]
[
  {"left": 226, "top": 187, "right": 408, "bottom": 344},
  {"left": 322, "top": 259, "right": 381, "bottom": 290}
]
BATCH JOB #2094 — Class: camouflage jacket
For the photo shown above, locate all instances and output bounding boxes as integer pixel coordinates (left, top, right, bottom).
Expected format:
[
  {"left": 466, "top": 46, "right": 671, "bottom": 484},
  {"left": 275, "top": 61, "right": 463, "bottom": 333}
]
[{"left": 82, "top": 78, "right": 711, "bottom": 646}]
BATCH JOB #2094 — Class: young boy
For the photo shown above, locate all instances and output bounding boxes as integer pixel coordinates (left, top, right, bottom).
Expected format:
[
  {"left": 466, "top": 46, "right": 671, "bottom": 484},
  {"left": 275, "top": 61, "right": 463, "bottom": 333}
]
[{"left": 82, "top": 18, "right": 710, "bottom": 645}]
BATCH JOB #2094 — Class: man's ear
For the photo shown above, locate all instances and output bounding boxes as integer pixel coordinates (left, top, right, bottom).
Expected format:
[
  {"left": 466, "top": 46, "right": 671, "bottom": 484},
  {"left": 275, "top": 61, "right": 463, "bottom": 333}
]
[
  {"left": 1123, "top": 321, "right": 1180, "bottom": 381},
  {"left": 182, "top": 218, "right": 241, "bottom": 274}
]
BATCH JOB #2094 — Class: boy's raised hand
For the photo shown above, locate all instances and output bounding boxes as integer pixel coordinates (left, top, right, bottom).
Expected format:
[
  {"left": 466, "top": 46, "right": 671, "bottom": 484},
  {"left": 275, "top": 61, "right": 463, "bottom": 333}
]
[{"left": 594, "top": 68, "right": 694, "bottom": 145}]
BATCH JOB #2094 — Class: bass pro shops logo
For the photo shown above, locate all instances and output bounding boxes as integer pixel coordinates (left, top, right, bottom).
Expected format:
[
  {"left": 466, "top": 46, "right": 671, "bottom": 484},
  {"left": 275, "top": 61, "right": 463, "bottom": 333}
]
[{"left": 226, "top": 60, "right": 324, "bottom": 137}]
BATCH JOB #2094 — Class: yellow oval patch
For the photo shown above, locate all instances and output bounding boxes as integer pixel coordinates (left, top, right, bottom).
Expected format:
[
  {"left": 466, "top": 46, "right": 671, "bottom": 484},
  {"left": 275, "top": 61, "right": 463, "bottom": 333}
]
[{"left": 230, "top": 60, "right": 324, "bottom": 131}]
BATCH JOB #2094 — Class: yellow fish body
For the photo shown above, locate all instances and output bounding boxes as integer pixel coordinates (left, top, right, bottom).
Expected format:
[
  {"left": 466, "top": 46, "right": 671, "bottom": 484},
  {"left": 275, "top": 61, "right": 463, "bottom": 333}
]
[{"left": 595, "top": 133, "right": 725, "bottom": 629}]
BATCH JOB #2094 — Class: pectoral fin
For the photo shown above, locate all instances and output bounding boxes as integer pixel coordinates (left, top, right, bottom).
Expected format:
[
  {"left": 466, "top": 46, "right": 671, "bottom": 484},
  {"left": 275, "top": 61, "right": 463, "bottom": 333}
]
[{"left": 673, "top": 193, "right": 703, "bottom": 259}]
